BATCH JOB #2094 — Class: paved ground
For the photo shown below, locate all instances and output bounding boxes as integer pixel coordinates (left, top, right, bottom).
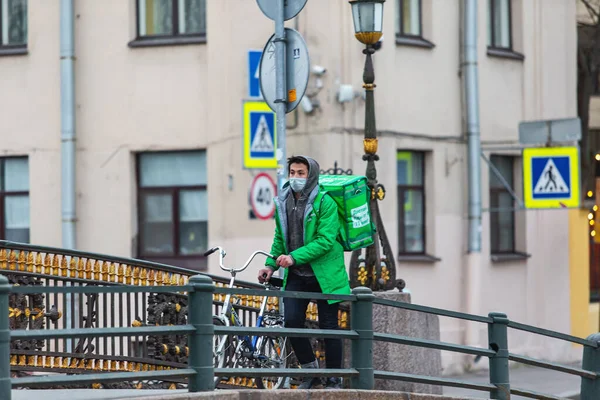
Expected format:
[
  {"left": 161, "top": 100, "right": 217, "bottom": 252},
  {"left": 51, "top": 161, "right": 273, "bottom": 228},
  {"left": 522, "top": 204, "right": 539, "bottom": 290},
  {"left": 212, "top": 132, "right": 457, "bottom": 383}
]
[
  {"left": 11, "top": 388, "right": 182, "bottom": 400},
  {"left": 443, "top": 363, "right": 581, "bottom": 399}
]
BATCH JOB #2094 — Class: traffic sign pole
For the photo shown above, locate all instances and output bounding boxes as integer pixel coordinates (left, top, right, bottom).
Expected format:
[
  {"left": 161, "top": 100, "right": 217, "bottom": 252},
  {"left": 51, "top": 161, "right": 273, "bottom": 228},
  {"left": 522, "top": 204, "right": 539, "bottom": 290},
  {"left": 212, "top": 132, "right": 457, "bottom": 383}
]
[
  {"left": 257, "top": 0, "right": 309, "bottom": 284},
  {"left": 274, "top": 0, "right": 287, "bottom": 192}
]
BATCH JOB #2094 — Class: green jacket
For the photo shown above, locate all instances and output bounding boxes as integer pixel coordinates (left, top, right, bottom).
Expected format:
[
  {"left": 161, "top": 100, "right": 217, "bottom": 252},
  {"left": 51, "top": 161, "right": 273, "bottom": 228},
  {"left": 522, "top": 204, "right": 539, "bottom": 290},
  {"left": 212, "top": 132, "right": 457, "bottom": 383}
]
[{"left": 265, "top": 184, "right": 351, "bottom": 304}]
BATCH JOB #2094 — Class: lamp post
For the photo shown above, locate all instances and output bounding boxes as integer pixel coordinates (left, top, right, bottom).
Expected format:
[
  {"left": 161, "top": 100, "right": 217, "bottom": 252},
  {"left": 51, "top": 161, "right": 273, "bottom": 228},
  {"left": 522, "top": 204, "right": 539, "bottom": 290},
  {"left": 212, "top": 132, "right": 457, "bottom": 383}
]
[{"left": 348, "top": 0, "right": 404, "bottom": 292}]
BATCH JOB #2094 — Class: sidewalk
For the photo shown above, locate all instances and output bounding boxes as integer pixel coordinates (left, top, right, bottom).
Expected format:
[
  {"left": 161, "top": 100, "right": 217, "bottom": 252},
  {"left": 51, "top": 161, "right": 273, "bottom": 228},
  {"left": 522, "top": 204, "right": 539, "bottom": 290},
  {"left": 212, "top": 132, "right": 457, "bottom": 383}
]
[{"left": 443, "top": 363, "right": 581, "bottom": 399}]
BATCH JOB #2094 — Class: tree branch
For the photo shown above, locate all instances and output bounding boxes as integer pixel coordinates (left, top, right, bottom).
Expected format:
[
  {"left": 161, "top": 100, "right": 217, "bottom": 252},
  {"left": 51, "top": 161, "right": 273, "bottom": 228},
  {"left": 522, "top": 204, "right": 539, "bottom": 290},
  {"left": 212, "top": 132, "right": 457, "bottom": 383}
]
[{"left": 581, "top": 0, "right": 600, "bottom": 20}]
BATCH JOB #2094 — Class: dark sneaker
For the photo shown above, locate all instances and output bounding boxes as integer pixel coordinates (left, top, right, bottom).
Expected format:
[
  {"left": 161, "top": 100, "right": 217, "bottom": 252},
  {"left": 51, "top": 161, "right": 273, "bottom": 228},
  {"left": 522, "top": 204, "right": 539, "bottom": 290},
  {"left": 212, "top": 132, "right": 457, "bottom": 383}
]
[
  {"left": 297, "top": 360, "right": 320, "bottom": 389},
  {"left": 325, "top": 377, "right": 342, "bottom": 389}
]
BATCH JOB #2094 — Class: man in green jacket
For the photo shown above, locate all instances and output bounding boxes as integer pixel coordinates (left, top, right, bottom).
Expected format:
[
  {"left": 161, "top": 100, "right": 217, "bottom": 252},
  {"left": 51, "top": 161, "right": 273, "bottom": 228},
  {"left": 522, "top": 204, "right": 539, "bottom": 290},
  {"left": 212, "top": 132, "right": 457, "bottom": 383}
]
[{"left": 258, "top": 155, "right": 351, "bottom": 389}]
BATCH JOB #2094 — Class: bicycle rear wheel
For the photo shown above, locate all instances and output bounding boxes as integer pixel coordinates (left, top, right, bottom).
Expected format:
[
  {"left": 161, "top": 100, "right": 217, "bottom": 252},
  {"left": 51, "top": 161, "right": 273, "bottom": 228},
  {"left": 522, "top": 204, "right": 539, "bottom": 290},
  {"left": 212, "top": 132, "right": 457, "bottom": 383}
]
[{"left": 254, "top": 334, "right": 289, "bottom": 389}]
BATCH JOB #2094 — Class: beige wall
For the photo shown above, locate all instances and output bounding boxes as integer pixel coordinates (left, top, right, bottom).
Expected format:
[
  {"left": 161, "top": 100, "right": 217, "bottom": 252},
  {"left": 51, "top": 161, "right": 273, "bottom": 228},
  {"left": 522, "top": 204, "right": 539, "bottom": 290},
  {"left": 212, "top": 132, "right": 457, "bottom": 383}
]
[{"left": 0, "top": 0, "right": 581, "bottom": 373}]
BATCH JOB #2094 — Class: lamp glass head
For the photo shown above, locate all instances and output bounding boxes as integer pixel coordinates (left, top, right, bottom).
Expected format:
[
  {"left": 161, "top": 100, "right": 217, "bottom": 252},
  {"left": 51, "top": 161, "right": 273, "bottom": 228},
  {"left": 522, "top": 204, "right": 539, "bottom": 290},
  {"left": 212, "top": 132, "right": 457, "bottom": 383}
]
[{"left": 350, "top": 0, "right": 385, "bottom": 44}]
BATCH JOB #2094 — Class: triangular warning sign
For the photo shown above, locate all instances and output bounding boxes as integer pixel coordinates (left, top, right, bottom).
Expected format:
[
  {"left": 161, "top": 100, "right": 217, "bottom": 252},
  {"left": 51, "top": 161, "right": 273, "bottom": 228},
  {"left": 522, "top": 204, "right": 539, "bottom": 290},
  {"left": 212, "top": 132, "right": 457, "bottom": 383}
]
[
  {"left": 533, "top": 158, "right": 569, "bottom": 194},
  {"left": 250, "top": 115, "right": 274, "bottom": 152}
]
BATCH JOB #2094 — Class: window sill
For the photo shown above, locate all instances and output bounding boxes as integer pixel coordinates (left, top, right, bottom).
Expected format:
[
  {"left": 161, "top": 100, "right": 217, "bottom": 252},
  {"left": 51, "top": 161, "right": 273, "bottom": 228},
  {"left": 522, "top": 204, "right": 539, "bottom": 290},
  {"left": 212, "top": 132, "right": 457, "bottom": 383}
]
[
  {"left": 396, "top": 35, "right": 435, "bottom": 49},
  {"left": 128, "top": 36, "right": 206, "bottom": 48},
  {"left": 487, "top": 47, "right": 525, "bottom": 61},
  {"left": 398, "top": 254, "right": 441, "bottom": 264},
  {"left": 0, "top": 47, "right": 27, "bottom": 57},
  {"left": 491, "top": 252, "right": 531, "bottom": 263}
]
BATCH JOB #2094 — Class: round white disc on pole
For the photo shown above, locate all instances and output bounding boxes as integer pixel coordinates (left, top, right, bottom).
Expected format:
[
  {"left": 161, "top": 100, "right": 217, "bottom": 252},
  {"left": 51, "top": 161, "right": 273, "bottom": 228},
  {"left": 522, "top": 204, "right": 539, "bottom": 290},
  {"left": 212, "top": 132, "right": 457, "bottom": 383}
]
[
  {"left": 256, "top": 0, "right": 308, "bottom": 21},
  {"left": 259, "top": 28, "right": 310, "bottom": 114},
  {"left": 250, "top": 173, "right": 277, "bottom": 220}
]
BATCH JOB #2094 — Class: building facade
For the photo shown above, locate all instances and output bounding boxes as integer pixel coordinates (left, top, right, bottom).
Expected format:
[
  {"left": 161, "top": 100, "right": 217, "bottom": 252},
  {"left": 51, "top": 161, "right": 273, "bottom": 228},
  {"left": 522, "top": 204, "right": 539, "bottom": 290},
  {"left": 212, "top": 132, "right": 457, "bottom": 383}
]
[
  {"left": 578, "top": 0, "right": 600, "bottom": 337},
  {"left": 0, "top": 0, "right": 586, "bottom": 373}
]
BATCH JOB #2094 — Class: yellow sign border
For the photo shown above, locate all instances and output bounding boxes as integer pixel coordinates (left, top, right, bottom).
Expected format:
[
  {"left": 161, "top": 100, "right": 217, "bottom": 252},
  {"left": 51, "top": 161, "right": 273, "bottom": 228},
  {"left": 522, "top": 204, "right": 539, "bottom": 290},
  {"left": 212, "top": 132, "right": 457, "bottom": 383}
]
[
  {"left": 243, "top": 101, "right": 277, "bottom": 169},
  {"left": 522, "top": 146, "right": 580, "bottom": 209}
]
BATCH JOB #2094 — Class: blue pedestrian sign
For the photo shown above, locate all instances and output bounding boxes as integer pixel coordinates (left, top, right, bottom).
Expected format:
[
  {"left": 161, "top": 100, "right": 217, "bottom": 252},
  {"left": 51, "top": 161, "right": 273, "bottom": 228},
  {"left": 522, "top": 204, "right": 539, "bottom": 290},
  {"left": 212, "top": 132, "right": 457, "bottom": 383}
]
[
  {"left": 248, "top": 50, "right": 263, "bottom": 99},
  {"left": 242, "top": 101, "right": 276, "bottom": 169},
  {"left": 523, "top": 147, "right": 580, "bottom": 209},
  {"left": 249, "top": 111, "right": 275, "bottom": 159}
]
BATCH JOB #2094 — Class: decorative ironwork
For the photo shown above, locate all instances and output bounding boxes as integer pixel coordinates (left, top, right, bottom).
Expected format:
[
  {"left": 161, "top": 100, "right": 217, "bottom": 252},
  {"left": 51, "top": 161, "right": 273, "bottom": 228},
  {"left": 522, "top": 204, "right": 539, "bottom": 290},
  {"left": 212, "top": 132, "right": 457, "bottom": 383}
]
[
  {"left": 7, "top": 273, "right": 52, "bottom": 353},
  {"left": 320, "top": 160, "right": 353, "bottom": 176},
  {"left": 348, "top": 44, "right": 406, "bottom": 292}
]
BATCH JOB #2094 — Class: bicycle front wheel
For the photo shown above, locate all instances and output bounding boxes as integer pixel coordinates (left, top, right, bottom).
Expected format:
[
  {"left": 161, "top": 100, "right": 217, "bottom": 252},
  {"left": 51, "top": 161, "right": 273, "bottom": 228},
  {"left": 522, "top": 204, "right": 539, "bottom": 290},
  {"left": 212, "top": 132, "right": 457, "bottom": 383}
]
[
  {"left": 254, "top": 335, "right": 289, "bottom": 390},
  {"left": 213, "top": 317, "right": 231, "bottom": 386}
]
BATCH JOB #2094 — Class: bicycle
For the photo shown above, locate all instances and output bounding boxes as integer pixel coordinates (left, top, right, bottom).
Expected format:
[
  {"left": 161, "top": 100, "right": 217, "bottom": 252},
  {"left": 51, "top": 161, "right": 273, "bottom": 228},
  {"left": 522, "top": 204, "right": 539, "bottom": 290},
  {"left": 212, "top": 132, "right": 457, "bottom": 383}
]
[{"left": 204, "top": 246, "right": 291, "bottom": 389}]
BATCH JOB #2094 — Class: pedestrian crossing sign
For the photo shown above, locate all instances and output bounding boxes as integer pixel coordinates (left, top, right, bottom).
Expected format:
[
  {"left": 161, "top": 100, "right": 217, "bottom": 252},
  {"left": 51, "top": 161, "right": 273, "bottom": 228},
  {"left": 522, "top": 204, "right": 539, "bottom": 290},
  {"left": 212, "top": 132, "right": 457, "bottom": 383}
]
[
  {"left": 243, "top": 101, "right": 277, "bottom": 169},
  {"left": 523, "top": 146, "right": 580, "bottom": 209}
]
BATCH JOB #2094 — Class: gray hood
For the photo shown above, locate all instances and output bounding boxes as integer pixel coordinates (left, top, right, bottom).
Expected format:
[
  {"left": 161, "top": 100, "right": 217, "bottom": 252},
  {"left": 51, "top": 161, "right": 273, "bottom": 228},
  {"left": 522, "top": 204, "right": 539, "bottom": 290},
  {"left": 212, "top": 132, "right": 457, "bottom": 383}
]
[{"left": 297, "top": 155, "right": 320, "bottom": 199}]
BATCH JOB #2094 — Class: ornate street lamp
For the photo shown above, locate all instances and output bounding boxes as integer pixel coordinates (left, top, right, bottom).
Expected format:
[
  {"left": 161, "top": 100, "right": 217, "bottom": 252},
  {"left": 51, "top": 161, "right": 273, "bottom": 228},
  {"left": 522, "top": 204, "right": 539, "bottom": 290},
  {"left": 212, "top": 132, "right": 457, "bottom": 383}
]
[{"left": 348, "top": 0, "right": 404, "bottom": 292}]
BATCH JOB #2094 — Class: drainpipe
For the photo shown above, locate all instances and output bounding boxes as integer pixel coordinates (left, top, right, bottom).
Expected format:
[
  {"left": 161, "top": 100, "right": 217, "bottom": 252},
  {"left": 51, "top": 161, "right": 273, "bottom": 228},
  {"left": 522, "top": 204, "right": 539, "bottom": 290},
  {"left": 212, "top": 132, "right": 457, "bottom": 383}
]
[
  {"left": 60, "top": 0, "right": 77, "bottom": 350},
  {"left": 461, "top": 0, "right": 482, "bottom": 354}
]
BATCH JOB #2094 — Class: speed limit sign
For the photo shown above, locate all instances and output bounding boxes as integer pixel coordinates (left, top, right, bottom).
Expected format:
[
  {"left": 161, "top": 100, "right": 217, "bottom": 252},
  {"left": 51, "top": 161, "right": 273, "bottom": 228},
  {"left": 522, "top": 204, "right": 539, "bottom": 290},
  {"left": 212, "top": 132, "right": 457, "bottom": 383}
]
[{"left": 250, "top": 173, "right": 277, "bottom": 220}]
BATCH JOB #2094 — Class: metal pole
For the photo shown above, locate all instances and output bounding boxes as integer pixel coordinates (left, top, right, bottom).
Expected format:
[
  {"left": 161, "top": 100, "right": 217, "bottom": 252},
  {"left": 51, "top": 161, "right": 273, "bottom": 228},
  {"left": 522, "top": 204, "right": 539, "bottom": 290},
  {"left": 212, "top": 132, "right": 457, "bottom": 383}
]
[
  {"left": 274, "top": 0, "right": 287, "bottom": 280},
  {"left": 461, "top": 0, "right": 483, "bottom": 355},
  {"left": 463, "top": 0, "right": 482, "bottom": 253},
  {"left": 581, "top": 333, "right": 600, "bottom": 398},
  {"left": 275, "top": 0, "right": 287, "bottom": 192},
  {"left": 188, "top": 275, "right": 215, "bottom": 392},
  {"left": 351, "top": 286, "right": 374, "bottom": 390},
  {"left": 60, "top": 0, "right": 77, "bottom": 352},
  {"left": 487, "top": 312, "right": 510, "bottom": 400},
  {"left": 0, "top": 276, "right": 11, "bottom": 400}
]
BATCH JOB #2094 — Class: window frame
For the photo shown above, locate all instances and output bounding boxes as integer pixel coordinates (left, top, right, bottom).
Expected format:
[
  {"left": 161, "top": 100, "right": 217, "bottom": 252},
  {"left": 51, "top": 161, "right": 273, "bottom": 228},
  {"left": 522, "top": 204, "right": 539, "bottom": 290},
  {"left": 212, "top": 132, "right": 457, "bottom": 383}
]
[
  {"left": 0, "top": 0, "right": 28, "bottom": 54},
  {"left": 0, "top": 156, "right": 30, "bottom": 242},
  {"left": 488, "top": 0, "right": 513, "bottom": 51},
  {"left": 489, "top": 155, "right": 516, "bottom": 255},
  {"left": 134, "top": 0, "right": 206, "bottom": 44},
  {"left": 135, "top": 151, "right": 208, "bottom": 268},
  {"left": 397, "top": 0, "right": 423, "bottom": 39},
  {"left": 397, "top": 151, "right": 426, "bottom": 256}
]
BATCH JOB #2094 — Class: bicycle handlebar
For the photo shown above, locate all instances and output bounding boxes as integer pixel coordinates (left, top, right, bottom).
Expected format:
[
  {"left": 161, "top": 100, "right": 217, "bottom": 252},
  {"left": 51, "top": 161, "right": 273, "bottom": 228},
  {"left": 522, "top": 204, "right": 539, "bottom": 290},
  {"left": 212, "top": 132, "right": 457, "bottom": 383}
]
[{"left": 203, "top": 245, "right": 276, "bottom": 274}]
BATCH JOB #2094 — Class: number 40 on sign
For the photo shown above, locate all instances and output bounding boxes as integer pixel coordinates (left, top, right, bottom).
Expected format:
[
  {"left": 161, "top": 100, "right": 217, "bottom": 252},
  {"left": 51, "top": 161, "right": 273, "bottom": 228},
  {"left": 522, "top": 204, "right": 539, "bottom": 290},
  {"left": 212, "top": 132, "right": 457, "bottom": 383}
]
[{"left": 250, "top": 173, "right": 277, "bottom": 220}]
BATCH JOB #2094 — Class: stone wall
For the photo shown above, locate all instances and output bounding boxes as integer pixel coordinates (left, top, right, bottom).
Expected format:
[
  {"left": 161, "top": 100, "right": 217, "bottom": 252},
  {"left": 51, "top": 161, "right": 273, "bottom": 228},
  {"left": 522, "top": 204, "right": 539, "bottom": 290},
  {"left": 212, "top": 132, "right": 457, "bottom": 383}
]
[{"left": 126, "top": 389, "right": 476, "bottom": 400}]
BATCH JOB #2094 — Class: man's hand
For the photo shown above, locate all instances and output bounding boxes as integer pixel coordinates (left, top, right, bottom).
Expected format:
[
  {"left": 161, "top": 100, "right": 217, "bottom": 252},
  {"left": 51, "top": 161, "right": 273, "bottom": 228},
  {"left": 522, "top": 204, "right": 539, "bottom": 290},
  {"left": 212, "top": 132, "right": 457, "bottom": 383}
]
[
  {"left": 276, "top": 255, "right": 294, "bottom": 268},
  {"left": 258, "top": 268, "right": 273, "bottom": 283}
]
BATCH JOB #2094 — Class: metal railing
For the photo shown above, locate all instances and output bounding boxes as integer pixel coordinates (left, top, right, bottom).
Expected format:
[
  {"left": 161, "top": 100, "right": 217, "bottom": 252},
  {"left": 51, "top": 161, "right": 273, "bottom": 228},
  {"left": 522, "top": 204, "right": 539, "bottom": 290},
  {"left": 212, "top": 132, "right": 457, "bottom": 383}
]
[
  {"left": 0, "top": 240, "right": 345, "bottom": 389},
  {"left": 1, "top": 273, "right": 599, "bottom": 400}
]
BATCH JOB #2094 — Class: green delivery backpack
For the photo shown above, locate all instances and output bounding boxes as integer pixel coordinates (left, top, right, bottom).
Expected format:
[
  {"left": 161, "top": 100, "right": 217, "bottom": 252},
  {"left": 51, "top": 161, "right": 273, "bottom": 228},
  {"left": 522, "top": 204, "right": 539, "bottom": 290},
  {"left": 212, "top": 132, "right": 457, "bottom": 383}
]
[{"left": 314, "top": 175, "right": 375, "bottom": 251}]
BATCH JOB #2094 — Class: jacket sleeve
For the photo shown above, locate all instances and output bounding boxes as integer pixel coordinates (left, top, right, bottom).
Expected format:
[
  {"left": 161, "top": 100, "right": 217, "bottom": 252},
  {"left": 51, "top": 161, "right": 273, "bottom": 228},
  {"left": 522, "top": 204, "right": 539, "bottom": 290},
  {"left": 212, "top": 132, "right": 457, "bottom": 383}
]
[
  {"left": 289, "top": 195, "right": 339, "bottom": 265},
  {"left": 265, "top": 210, "right": 284, "bottom": 271}
]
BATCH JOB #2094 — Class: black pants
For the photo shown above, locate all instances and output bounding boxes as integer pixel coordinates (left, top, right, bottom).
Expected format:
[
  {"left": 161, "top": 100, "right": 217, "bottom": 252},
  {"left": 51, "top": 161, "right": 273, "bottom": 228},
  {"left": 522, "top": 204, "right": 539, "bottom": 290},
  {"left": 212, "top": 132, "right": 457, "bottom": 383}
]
[{"left": 283, "top": 273, "right": 342, "bottom": 368}]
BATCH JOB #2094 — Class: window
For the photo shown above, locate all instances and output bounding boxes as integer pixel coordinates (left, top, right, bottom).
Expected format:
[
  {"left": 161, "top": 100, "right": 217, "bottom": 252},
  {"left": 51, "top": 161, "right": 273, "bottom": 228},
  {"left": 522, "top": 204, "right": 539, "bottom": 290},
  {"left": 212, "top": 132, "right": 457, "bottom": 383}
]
[
  {"left": 396, "top": 0, "right": 422, "bottom": 37},
  {"left": 0, "top": 0, "right": 27, "bottom": 47},
  {"left": 137, "top": 151, "right": 208, "bottom": 270},
  {"left": 136, "top": 0, "right": 206, "bottom": 39},
  {"left": 489, "top": 155, "right": 515, "bottom": 254},
  {"left": 488, "top": 0, "right": 512, "bottom": 49},
  {"left": 0, "top": 158, "right": 30, "bottom": 243},
  {"left": 397, "top": 151, "right": 425, "bottom": 254}
]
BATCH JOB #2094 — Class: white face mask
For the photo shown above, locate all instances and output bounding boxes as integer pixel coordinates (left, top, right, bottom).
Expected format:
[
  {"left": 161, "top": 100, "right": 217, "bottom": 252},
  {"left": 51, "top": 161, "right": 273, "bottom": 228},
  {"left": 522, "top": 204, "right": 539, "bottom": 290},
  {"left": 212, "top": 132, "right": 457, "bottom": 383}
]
[{"left": 289, "top": 178, "right": 307, "bottom": 192}]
